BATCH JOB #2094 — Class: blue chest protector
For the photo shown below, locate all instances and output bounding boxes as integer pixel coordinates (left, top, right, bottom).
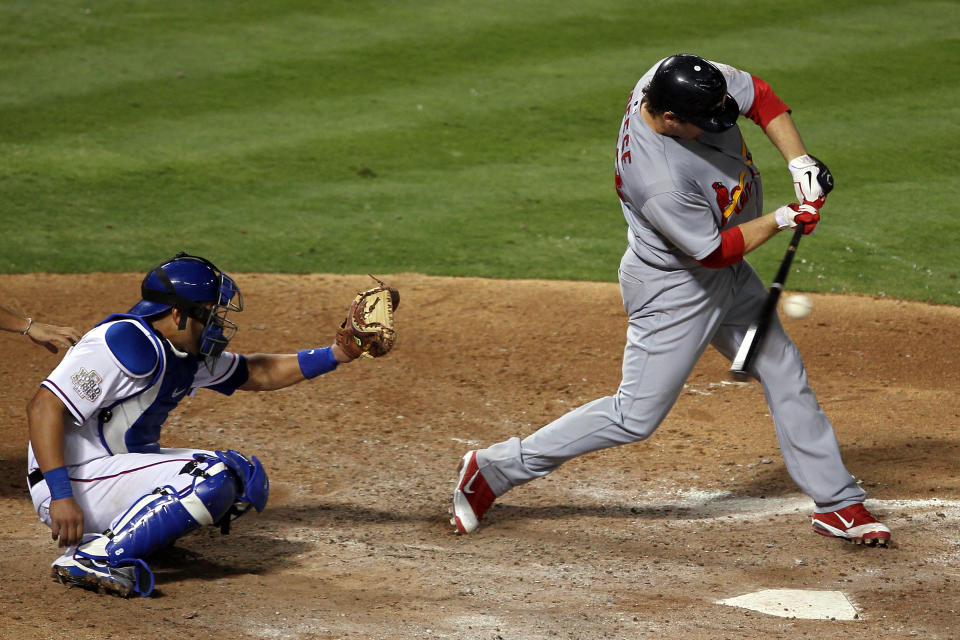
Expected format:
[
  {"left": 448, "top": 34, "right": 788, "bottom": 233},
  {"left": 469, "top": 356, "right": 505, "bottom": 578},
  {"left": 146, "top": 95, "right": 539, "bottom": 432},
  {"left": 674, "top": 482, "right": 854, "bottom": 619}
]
[{"left": 96, "top": 314, "right": 202, "bottom": 455}]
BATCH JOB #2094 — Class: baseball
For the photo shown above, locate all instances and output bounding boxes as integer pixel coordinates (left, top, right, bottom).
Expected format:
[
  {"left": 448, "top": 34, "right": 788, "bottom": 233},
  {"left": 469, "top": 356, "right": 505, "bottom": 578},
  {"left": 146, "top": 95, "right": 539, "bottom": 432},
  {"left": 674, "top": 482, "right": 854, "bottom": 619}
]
[{"left": 782, "top": 294, "right": 813, "bottom": 319}]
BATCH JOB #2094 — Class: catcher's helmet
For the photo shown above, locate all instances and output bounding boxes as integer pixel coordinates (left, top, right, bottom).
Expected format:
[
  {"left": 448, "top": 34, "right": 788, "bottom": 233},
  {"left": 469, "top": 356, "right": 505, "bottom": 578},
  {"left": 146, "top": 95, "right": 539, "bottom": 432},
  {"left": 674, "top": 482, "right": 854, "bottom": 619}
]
[
  {"left": 644, "top": 54, "right": 739, "bottom": 133},
  {"left": 129, "top": 252, "right": 243, "bottom": 360}
]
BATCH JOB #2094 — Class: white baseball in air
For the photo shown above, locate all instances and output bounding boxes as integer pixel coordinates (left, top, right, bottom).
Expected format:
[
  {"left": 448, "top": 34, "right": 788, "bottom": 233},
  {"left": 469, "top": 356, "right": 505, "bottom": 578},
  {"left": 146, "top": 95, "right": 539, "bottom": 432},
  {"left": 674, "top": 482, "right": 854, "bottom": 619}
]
[{"left": 782, "top": 294, "right": 813, "bottom": 319}]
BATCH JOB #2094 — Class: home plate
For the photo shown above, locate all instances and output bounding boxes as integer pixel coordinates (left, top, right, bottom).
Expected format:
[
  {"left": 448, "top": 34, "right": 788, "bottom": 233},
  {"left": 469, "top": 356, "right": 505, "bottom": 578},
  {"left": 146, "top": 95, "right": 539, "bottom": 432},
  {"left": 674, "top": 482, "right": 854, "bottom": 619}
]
[{"left": 716, "top": 589, "right": 859, "bottom": 620}]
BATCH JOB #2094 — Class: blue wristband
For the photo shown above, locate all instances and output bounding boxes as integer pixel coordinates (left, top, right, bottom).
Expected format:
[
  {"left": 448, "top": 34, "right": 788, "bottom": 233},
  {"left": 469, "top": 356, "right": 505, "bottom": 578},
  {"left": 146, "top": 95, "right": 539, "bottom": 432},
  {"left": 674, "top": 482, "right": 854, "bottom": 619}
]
[
  {"left": 44, "top": 466, "right": 74, "bottom": 500},
  {"left": 297, "top": 347, "right": 338, "bottom": 379}
]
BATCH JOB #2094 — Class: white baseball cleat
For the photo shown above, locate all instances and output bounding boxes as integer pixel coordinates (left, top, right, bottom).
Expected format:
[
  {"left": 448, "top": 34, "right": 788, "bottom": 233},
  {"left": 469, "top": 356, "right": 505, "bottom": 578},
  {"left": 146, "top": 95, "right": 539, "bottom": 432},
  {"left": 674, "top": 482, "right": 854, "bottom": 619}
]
[
  {"left": 51, "top": 555, "right": 140, "bottom": 597},
  {"left": 451, "top": 451, "right": 496, "bottom": 534},
  {"left": 51, "top": 540, "right": 155, "bottom": 597},
  {"left": 812, "top": 503, "right": 891, "bottom": 546}
]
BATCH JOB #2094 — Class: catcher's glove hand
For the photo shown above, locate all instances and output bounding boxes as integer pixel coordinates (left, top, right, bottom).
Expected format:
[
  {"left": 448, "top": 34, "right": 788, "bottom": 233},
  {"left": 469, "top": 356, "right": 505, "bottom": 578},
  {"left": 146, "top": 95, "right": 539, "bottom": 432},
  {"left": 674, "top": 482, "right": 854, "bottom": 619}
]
[{"left": 335, "top": 276, "right": 399, "bottom": 359}]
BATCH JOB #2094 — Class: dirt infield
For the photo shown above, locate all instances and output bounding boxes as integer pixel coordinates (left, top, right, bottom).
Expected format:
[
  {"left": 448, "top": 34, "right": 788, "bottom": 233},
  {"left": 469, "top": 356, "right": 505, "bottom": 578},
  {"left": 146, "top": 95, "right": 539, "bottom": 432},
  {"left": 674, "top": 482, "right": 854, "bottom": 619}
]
[{"left": 1, "top": 273, "right": 958, "bottom": 640}]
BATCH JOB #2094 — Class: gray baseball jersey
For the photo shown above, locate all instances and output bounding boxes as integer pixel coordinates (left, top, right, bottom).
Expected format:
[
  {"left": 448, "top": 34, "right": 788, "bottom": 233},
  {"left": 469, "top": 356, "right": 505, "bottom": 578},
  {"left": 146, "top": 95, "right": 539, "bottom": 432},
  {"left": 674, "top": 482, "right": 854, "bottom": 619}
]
[
  {"left": 475, "top": 58, "right": 866, "bottom": 513},
  {"left": 616, "top": 59, "right": 762, "bottom": 270}
]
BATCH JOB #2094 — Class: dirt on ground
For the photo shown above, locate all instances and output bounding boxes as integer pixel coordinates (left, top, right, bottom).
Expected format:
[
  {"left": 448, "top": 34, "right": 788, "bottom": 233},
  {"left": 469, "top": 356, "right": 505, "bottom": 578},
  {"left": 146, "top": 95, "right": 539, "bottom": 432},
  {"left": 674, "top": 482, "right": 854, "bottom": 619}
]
[{"left": 0, "top": 272, "right": 958, "bottom": 640}]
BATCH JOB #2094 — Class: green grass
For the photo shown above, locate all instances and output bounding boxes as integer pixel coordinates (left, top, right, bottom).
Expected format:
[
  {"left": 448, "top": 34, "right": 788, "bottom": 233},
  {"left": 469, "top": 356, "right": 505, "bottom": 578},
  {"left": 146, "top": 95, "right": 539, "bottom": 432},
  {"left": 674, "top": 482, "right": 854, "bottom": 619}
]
[{"left": 1, "top": 0, "right": 957, "bottom": 303}]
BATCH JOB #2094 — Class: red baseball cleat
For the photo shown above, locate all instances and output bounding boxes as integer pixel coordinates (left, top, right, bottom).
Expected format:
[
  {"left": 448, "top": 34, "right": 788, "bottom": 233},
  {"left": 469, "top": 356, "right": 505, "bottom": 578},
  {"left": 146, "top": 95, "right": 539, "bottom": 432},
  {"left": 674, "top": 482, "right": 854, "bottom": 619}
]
[
  {"left": 812, "top": 503, "right": 891, "bottom": 546},
  {"left": 451, "top": 451, "right": 496, "bottom": 534}
]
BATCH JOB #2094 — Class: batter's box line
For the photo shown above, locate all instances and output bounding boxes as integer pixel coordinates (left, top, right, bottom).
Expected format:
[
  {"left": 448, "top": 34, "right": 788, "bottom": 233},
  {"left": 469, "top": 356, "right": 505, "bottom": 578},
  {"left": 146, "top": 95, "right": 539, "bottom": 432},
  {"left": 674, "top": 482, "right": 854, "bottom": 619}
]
[{"left": 618, "top": 493, "right": 960, "bottom": 522}]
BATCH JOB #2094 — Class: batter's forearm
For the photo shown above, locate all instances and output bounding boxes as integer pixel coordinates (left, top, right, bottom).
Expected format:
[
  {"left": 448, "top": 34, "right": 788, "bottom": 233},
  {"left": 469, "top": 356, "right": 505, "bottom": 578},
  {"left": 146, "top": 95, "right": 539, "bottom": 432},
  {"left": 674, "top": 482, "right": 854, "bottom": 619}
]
[
  {"left": 738, "top": 213, "right": 785, "bottom": 254},
  {"left": 764, "top": 112, "right": 807, "bottom": 163}
]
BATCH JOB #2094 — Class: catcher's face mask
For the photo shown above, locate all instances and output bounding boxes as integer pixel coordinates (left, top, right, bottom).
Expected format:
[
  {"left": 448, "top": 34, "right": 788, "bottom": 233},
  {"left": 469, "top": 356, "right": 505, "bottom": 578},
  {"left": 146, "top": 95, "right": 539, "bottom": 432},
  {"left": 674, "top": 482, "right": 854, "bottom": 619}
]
[
  {"left": 136, "top": 252, "right": 243, "bottom": 366},
  {"left": 192, "top": 272, "right": 243, "bottom": 361}
]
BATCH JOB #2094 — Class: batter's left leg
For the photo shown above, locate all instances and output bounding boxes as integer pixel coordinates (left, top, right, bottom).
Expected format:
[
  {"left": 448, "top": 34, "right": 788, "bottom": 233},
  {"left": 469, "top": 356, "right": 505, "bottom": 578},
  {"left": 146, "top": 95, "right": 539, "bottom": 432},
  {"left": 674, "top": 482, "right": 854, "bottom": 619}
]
[
  {"left": 713, "top": 316, "right": 890, "bottom": 544},
  {"left": 711, "top": 266, "right": 865, "bottom": 510}
]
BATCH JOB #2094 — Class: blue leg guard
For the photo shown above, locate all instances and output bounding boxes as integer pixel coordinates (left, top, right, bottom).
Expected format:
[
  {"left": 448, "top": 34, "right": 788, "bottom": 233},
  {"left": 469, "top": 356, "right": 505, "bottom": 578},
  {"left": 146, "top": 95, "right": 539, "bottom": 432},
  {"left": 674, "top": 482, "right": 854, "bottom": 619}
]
[
  {"left": 214, "top": 449, "right": 270, "bottom": 532},
  {"left": 69, "top": 454, "right": 242, "bottom": 597}
]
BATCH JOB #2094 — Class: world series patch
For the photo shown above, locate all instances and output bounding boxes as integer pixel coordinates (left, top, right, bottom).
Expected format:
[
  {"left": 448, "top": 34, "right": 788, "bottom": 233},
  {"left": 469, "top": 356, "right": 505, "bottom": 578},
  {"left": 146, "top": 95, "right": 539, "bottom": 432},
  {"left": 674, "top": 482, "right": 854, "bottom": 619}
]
[{"left": 71, "top": 367, "right": 103, "bottom": 402}]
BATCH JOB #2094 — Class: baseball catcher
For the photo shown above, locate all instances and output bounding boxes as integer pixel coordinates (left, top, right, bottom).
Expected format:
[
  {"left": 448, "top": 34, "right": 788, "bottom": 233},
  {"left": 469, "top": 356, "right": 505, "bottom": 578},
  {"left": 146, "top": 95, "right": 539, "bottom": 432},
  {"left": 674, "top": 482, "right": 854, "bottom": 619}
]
[{"left": 25, "top": 254, "right": 400, "bottom": 598}]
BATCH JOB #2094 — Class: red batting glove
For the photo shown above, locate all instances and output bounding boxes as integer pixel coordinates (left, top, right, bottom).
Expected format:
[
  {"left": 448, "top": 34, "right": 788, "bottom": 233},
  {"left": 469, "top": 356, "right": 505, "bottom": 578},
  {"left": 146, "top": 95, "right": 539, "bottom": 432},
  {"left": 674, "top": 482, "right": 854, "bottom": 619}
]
[
  {"left": 793, "top": 202, "right": 820, "bottom": 234},
  {"left": 775, "top": 203, "right": 820, "bottom": 235}
]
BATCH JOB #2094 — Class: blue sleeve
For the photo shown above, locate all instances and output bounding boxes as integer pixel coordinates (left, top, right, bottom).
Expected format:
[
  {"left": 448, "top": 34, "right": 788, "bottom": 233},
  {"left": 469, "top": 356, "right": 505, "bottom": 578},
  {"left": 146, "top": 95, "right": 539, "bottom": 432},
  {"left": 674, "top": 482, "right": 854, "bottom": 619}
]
[
  {"left": 104, "top": 322, "right": 159, "bottom": 377},
  {"left": 207, "top": 355, "right": 250, "bottom": 396}
]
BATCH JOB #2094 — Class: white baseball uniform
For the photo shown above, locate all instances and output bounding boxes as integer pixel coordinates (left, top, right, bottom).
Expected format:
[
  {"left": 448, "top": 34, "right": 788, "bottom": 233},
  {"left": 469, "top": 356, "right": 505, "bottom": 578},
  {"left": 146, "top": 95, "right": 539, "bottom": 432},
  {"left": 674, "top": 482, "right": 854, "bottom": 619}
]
[{"left": 27, "top": 314, "right": 248, "bottom": 535}]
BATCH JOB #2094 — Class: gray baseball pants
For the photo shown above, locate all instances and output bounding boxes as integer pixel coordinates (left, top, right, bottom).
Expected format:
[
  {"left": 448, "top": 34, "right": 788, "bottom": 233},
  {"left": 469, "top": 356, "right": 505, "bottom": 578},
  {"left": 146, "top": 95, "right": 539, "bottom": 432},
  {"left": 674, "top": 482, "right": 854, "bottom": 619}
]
[{"left": 477, "top": 248, "right": 866, "bottom": 512}]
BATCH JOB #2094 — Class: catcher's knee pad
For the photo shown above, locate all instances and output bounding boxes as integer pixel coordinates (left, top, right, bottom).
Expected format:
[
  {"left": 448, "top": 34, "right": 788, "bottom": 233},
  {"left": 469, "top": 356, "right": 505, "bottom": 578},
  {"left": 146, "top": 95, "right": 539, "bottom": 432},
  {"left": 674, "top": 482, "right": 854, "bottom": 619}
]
[
  {"left": 86, "top": 455, "right": 240, "bottom": 566},
  {"left": 214, "top": 449, "right": 269, "bottom": 517}
]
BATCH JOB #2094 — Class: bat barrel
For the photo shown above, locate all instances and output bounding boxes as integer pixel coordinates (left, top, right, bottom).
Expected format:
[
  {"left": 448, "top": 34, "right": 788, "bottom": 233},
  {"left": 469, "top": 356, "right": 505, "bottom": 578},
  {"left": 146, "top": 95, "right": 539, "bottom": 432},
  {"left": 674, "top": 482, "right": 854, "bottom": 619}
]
[{"left": 728, "top": 224, "right": 805, "bottom": 378}]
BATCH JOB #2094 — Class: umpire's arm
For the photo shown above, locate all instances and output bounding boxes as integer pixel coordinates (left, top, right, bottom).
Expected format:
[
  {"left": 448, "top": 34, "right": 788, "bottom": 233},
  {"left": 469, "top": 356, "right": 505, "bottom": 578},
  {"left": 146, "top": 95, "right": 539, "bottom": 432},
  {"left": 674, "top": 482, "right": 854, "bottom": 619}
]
[
  {"left": 238, "top": 343, "right": 356, "bottom": 391},
  {"left": 27, "top": 388, "right": 85, "bottom": 547}
]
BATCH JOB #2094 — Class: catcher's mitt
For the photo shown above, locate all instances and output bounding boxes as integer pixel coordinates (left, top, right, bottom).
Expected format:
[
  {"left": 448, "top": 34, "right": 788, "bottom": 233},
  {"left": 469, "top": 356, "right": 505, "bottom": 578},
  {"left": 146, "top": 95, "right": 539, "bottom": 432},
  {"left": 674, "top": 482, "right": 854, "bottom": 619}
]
[{"left": 335, "top": 276, "right": 399, "bottom": 359}]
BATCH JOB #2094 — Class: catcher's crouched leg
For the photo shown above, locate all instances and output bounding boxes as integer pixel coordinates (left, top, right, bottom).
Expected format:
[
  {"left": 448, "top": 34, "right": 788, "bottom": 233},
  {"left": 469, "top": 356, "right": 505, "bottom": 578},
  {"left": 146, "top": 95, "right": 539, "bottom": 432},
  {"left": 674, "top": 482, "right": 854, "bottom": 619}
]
[{"left": 52, "top": 450, "right": 269, "bottom": 597}]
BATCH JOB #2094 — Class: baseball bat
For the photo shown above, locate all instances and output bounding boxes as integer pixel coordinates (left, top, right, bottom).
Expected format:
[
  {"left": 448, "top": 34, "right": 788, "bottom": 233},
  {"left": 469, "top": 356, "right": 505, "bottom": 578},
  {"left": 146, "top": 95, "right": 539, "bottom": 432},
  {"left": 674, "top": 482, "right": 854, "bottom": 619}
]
[
  {"left": 729, "top": 223, "right": 805, "bottom": 379},
  {"left": 731, "top": 155, "right": 833, "bottom": 379}
]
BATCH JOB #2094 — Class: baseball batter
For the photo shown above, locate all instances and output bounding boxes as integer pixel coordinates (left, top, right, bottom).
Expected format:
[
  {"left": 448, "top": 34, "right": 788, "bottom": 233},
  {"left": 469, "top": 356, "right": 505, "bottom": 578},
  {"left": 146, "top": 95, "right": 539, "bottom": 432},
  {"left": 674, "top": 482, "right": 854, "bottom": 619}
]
[
  {"left": 26, "top": 253, "right": 398, "bottom": 597},
  {"left": 453, "top": 54, "right": 891, "bottom": 546}
]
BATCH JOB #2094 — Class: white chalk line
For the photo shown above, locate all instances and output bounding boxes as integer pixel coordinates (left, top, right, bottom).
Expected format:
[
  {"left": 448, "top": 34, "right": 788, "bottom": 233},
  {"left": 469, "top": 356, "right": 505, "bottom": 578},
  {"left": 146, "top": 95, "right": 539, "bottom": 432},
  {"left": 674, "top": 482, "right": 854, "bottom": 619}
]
[{"left": 570, "top": 486, "right": 960, "bottom": 521}]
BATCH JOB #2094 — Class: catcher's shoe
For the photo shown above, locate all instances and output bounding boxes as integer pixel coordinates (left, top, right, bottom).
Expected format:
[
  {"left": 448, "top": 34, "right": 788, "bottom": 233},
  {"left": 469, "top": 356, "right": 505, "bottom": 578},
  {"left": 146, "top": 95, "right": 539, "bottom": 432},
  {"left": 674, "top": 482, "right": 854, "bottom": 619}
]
[
  {"left": 812, "top": 503, "right": 891, "bottom": 546},
  {"left": 452, "top": 451, "right": 496, "bottom": 534},
  {"left": 51, "top": 554, "right": 153, "bottom": 597}
]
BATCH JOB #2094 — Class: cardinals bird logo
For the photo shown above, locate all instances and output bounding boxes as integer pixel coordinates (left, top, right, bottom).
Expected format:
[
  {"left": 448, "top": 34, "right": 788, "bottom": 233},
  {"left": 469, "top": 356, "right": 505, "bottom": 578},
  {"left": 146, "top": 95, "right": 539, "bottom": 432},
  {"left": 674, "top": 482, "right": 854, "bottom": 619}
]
[
  {"left": 712, "top": 181, "right": 730, "bottom": 211},
  {"left": 712, "top": 173, "right": 752, "bottom": 225}
]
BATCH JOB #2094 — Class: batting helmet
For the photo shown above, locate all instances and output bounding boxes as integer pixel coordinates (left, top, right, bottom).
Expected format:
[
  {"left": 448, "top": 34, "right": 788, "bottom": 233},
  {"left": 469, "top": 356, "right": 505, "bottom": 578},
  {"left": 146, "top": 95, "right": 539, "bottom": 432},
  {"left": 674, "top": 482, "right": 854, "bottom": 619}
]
[
  {"left": 643, "top": 54, "right": 739, "bottom": 133},
  {"left": 128, "top": 252, "right": 243, "bottom": 359}
]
